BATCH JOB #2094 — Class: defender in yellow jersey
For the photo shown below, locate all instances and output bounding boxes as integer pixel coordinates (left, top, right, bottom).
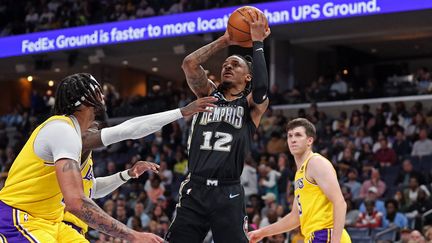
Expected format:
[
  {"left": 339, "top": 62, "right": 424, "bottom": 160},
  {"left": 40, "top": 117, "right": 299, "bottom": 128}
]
[
  {"left": 249, "top": 118, "right": 351, "bottom": 243},
  {"left": 0, "top": 73, "right": 164, "bottom": 243}
]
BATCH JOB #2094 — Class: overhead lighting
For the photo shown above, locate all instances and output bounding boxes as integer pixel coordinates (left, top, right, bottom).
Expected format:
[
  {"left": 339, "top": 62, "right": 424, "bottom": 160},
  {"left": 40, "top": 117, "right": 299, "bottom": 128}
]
[
  {"left": 54, "top": 68, "right": 61, "bottom": 72},
  {"left": 48, "top": 80, "right": 54, "bottom": 87},
  {"left": 122, "top": 60, "right": 129, "bottom": 65},
  {"left": 152, "top": 67, "right": 158, "bottom": 72},
  {"left": 27, "top": 76, "right": 33, "bottom": 82},
  {"left": 371, "top": 48, "right": 377, "bottom": 53},
  {"left": 343, "top": 69, "right": 348, "bottom": 75},
  {"left": 152, "top": 57, "right": 158, "bottom": 62}
]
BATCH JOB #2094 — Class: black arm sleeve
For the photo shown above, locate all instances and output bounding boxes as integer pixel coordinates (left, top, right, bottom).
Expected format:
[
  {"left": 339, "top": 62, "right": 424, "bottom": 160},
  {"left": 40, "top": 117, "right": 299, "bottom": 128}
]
[{"left": 251, "top": 41, "right": 269, "bottom": 104}]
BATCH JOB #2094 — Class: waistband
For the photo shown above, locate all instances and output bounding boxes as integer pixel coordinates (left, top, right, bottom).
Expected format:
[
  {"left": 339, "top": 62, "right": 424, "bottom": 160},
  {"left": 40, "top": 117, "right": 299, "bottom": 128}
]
[{"left": 189, "top": 174, "right": 240, "bottom": 186}]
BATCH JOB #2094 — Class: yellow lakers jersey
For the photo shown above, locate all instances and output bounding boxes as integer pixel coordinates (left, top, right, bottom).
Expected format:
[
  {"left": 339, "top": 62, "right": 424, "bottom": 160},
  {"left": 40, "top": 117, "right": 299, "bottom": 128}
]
[
  {"left": 294, "top": 153, "right": 334, "bottom": 238},
  {"left": 63, "top": 154, "right": 94, "bottom": 234},
  {"left": 0, "top": 116, "right": 78, "bottom": 222}
]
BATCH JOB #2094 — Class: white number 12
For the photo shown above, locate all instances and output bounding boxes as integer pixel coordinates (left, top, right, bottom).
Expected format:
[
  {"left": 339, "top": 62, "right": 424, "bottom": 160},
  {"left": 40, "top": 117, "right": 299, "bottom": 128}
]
[{"left": 200, "top": 131, "right": 233, "bottom": 152}]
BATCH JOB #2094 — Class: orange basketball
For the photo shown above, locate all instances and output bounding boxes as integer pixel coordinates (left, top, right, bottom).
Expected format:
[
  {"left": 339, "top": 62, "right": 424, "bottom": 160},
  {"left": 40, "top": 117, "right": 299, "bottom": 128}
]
[{"left": 227, "top": 6, "right": 268, "bottom": 47}]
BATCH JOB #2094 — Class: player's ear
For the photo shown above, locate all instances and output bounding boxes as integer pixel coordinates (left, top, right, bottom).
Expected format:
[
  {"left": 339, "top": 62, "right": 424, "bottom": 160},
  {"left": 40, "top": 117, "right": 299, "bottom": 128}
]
[
  {"left": 307, "top": 137, "right": 314, "bottom": 146},
  {"left": 245, "top": 74, "right": 252, "bottom": 82}
]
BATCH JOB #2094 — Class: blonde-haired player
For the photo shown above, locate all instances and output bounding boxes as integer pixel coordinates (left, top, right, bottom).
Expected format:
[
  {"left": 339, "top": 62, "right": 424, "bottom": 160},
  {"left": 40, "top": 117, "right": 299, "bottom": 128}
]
[{"left": 249, "top": 118, "right": 351, "bottom": 243}]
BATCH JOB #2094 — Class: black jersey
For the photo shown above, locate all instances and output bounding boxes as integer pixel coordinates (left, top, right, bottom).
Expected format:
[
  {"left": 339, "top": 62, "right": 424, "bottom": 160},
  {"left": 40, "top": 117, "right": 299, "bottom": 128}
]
[{"left": 187, "top": 90, "right": 256, "bottom": 179}]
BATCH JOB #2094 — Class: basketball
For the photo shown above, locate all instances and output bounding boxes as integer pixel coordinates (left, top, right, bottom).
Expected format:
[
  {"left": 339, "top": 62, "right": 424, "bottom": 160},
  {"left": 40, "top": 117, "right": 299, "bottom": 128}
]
[{"left": 227, "top": 6, "right": 269, "bottom": 47}]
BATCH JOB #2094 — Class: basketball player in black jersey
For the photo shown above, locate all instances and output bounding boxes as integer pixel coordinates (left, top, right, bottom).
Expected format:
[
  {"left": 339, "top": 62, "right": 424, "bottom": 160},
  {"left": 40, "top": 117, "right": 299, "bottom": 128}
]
[{"left": 166, "top": 11, "right": 270, "bottom": 243}]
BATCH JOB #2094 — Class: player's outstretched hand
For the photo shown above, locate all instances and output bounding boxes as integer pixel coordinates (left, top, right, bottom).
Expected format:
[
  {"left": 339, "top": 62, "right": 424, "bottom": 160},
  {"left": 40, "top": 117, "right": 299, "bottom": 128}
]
[
  {"left": 128, "top": 161, "right": 159, "bottom": 178},
  {"left": 132, "top": 232, "right": 164, "bottom": 243},
  {"left": 180, "top": 96, "right": 217, "bottom": 116},
  {"left": 248, "top": 230, "right": 264, "bottom": 243}
]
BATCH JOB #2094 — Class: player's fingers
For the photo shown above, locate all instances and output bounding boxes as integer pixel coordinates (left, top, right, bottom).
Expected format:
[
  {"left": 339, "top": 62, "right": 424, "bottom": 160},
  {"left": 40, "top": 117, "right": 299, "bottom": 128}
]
[
  {"left": 200, "top": 96, "right": 218, "bottom": 102},
  {"left": 155, "top": 235, "right": 164, "bottom": 243},
  {"left": 247, "top": 10, "right": 256, "bottom": 23},
  {"left": 241, "top": 15, "right": 251, "bottom": 24},
  {"left": 257, "top": 11, "right": 263, "bottom": 23},
  {"left": 202, "top": 103, "right": 217, "bottom": 108}
]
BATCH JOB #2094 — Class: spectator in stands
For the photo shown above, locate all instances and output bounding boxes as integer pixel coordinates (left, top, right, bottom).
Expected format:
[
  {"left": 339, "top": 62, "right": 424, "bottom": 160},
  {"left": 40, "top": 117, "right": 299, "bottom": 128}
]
[
  {"left": 136, "top": 0, "right": 156, "bottom": 18},
  {"left": 260, "top": 192, "right": 278, "bottom": 218},
  {"left": 25, "top": 7, "right": 39, "bottom": 32},
  {"left": 355, "top": 199, "right": 383, "bottom": 229},
  {"left": 359, "top": 186, "right": 386, "bottom": 215},
  {"left": 382, "top": 199, "right": 408, "bottom": 229},
  {"left": 329, "top": 73, "right": 348, "bottom": 99},
  {"left": 258, "top": 163, "right": 280, "bottom": 199},
  {"left": 411, "top": 128, "right": 432, "bottom": 157},
  {"left": 158, "top": 160, "right": 173, "bottom": 187},
  {"left": 415, "top": 67, "right": 432, "bottom": 94},
  {"left": 345, "top": 199, "right": 360, "bottom": 227},
  {"left": 406, "top": 113, "right": 428, "bottom": 139},
  {"left": 251, "top": 133, "right": 265, "bottom": 160},
  {"left": 145, "top": 174, "right": 165, "bottom": 204},
  {"left": 337, "top": 148, "right": 357, "bottom": 180},
  {"left": 266, "top": 131, "right": 288, "bottom": 155},
  {"left": 241, "top": 155, "right": 258, "bottom": 201},
  {"left": 360, "top": 169, "right": 386, "bottom": 199},
  {"left": 276, "top": 153, "right": 293, "bottom": 206},
  {"left": 374, "top": 136, "right": 397, "bottom": 167},
  {"left": 344, "top": 169, "right": 362, "bottom": 200},
  {"left": 424, "top": 226, "right": 432, "bottom": 242},
  {"left": 354, "top": 128, "right": 373, "bottom": 150},
  {"left": 408, "top": 230, "right": 427, "bottom": 243},
  {"left": 127, "top": 201, "right": 151, "bottom": 229},
  {"left": 115, "top": 205, "right": 128, "bottom": 225},
  {"left": 405, "top": 177, "right": 430, "bottom": 207},
  {"left": 406, "top": 187, "right": 432, "bottom": 229},
  {"left": 393, "top": 130, "right": 412, "bottom": 161},
  {"left": 395, "top": 159, "right": 425, "bottom": 188},
  {"left": 259, "top": 208, "right": 278, "bottom": 228}
]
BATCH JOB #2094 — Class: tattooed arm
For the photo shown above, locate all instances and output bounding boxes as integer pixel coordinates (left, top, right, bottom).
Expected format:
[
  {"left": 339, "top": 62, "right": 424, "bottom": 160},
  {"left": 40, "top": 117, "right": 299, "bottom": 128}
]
[
  {"left": 182, "top": 33, "right": 232, "bottom": 97},
  {"left": 55, "top": 159, "right": 162, "bottom": 242}
]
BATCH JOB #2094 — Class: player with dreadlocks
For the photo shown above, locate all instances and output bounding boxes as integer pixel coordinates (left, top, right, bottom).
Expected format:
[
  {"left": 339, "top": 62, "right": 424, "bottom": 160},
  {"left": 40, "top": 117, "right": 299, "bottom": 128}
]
[
  {"left": 0, "top": 73, "right": 199, "bottom": 243},
  {"left": 166, "top": 11, "right": 270, "bottom": 243}
]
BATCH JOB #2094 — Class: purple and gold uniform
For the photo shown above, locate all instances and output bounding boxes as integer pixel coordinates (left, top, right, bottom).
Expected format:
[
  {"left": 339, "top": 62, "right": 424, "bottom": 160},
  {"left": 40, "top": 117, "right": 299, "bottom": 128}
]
[{"left": 294, "top": 153, "right": 351, "bottom": 243}]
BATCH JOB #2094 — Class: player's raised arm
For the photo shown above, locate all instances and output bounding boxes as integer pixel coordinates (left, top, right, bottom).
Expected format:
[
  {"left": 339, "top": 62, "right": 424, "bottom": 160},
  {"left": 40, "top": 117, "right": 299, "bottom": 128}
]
[
  {"left": 244, "top": 10, "right": 271, "bottom": 127},
  {"left": 308, "top": 157, "right": 347, "bottom": 243},
  {"left": 248, "top": 196, "right": 300, "bottom": 243}
]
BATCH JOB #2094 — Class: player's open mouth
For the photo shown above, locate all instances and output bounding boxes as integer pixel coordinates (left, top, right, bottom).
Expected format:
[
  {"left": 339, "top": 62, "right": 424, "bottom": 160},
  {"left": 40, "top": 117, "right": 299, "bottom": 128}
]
[{"left": 223, "top": 71, "right": 233, "bottom": 77}]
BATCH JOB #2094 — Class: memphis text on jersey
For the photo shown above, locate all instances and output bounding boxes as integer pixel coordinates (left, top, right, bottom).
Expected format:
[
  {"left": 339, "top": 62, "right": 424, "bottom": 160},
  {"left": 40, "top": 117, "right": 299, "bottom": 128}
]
[{"left": 199, "top": 105, "right": 244, "bottom": 129}]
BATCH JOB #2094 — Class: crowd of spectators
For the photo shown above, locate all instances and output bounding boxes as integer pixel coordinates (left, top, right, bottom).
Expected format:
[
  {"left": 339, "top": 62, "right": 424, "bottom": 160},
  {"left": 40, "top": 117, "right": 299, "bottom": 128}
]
[
  {"left": 0, "top": 0, "right": 275, "bottom": 36},
  {"left": 270, "top": 67, "right": 432, "bottom": 106},
  {"left": 0, "top": 80, "right": 431, "bottom": 242}
]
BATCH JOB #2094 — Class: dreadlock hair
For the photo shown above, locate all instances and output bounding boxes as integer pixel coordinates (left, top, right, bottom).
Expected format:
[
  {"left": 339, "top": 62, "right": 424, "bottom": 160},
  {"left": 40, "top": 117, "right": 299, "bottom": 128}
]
[
  {"left": 218, "top": 54, "right": 253, "bottom": 97},
  {"left": 54, "top": 73, "right": 104, "bottom": 115}
]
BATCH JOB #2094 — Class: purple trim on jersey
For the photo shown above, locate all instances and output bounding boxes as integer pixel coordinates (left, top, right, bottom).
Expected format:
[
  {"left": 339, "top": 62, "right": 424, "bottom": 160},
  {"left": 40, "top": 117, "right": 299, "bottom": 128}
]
[
  {"left": 63, "top": 221, "right": 83, "bottom": 235},
  {"left": 0, "top": 200, "right": 32, "bottom": 242},
  {"left": 311, "top": 229, "right": 331, "bottom": 243}
]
